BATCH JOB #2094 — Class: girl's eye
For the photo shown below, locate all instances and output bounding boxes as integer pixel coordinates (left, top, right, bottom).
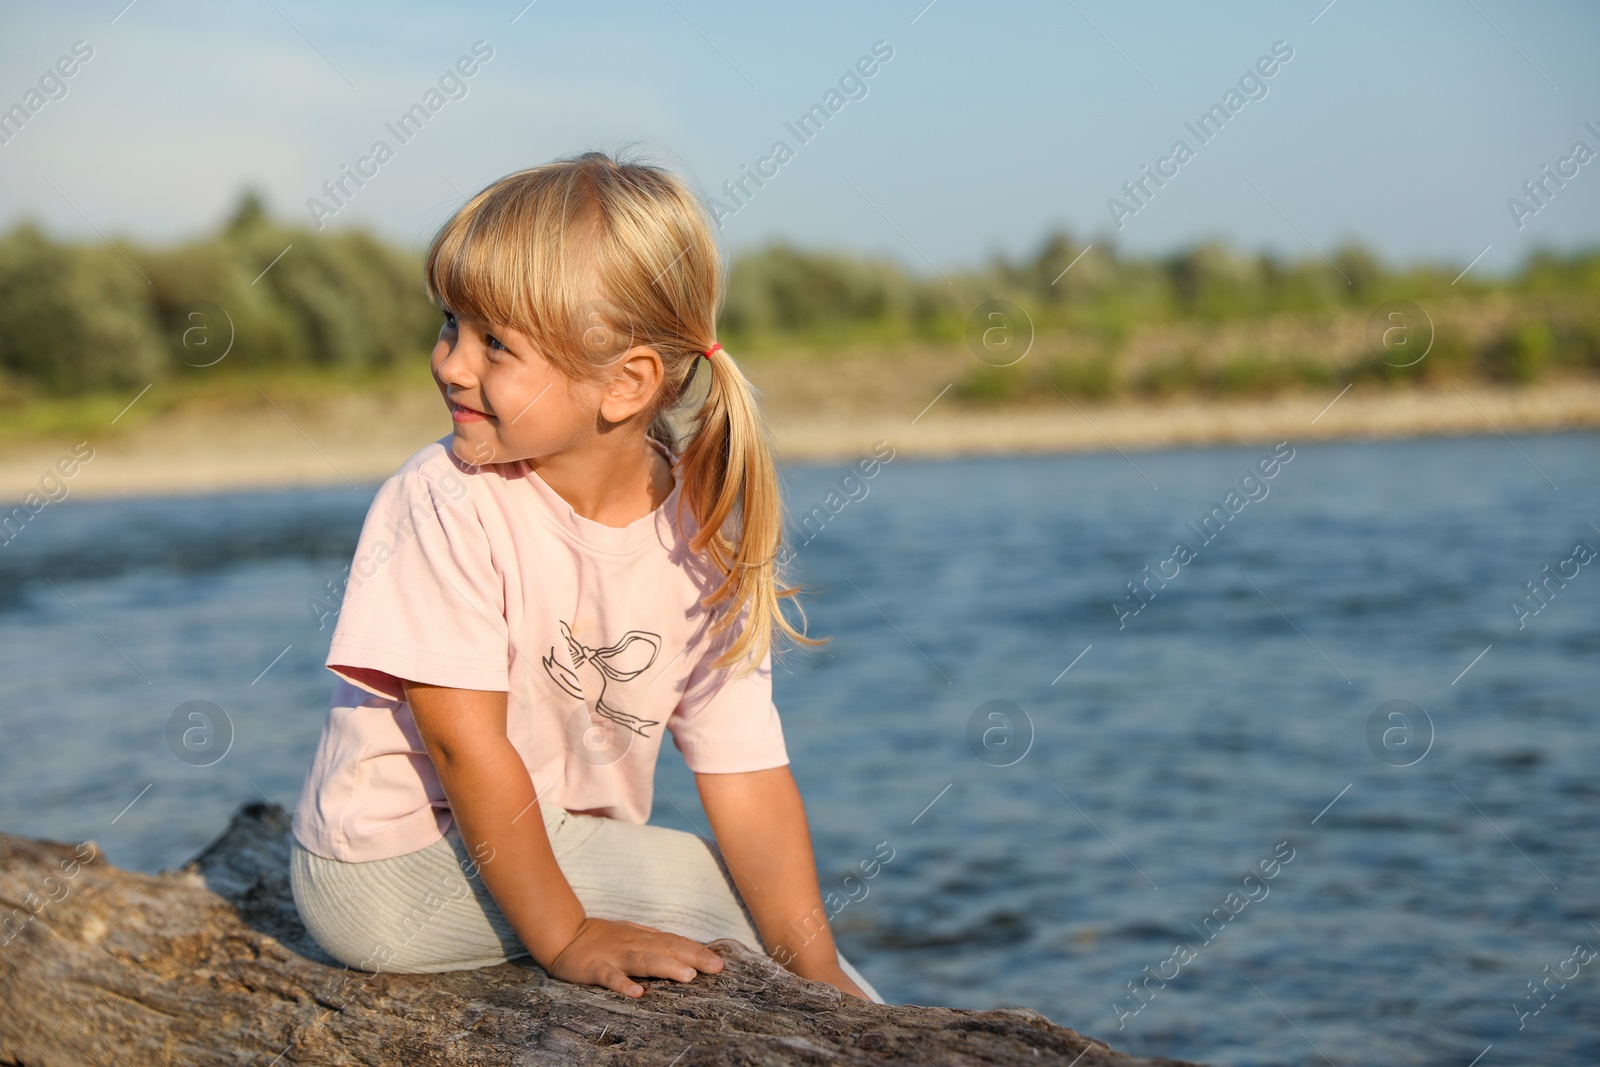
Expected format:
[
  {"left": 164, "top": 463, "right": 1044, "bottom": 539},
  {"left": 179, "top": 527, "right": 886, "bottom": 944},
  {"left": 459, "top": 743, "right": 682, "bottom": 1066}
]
[
  {"left": 441, "top": 310, "right": 457, "bottom": 329},
  {"left": 486, "top": 335, "right": 506, "bottom": 352}
]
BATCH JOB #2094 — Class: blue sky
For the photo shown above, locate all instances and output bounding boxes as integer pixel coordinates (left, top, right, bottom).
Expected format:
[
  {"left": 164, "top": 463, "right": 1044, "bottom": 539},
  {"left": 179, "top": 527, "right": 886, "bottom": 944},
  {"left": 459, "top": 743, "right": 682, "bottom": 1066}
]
[{"left": 2, "top": 0, "right": 1597, "bottom": 276}]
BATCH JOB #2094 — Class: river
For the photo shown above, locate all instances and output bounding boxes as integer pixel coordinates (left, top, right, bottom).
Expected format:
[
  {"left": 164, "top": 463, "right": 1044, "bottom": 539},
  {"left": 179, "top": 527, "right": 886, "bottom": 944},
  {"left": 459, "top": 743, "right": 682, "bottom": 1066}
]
[{"left": 2, "top": 432, "right": 1596, "bottom": 1065}]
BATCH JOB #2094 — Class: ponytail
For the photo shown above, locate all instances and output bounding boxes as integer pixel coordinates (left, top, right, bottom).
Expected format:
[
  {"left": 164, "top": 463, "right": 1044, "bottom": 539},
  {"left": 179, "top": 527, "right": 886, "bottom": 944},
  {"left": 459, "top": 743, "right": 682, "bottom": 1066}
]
[{"left": 676, "top": 345, "right": 825, "bottom": 674}]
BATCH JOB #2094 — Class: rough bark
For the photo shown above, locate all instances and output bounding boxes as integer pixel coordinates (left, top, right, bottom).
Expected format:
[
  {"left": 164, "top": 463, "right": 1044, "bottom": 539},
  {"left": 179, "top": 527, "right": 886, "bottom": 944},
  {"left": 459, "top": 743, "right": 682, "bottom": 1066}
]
[{"left": 0, "top": 803, "right": 1204, "bottom": 1066}]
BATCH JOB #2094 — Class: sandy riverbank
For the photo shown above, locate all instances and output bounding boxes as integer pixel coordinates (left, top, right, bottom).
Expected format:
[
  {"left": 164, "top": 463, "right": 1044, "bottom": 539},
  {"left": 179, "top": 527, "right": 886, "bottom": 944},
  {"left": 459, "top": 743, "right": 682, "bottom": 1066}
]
[{"left": 1, "top": 377, "right": 1596, "bottom": 502}]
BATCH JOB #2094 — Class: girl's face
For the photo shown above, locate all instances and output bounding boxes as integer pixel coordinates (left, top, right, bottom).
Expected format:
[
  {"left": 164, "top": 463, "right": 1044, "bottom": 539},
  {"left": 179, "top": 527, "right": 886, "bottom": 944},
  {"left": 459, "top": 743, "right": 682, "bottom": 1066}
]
[{"left": 430, "top": 308, "right": 600, "bottom": 467}]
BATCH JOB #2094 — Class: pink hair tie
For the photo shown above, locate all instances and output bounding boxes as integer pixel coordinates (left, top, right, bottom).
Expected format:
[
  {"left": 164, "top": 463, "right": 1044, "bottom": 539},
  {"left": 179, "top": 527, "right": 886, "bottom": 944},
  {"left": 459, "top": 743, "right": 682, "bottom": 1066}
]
[{"left": 703, "top": 342, "right": 722, "bottom": 359}]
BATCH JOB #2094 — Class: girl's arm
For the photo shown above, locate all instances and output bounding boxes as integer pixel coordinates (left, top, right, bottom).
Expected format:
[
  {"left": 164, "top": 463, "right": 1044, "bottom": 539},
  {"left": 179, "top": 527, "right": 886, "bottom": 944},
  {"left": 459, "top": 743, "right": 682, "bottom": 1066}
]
[
  {"left": 694, "top": 765, "right": 869, "bottom": 999},
  {"left": 403, "top": 681, "right": 724, "bottom": 997}
]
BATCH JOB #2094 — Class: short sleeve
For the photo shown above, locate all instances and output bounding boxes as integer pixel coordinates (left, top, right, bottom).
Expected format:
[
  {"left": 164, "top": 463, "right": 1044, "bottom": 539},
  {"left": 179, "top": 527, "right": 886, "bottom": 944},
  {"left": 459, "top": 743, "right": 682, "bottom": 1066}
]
[
  {"left": 667, "top": 618, "right": 789, "bottom": 774},
  {"left": 326, "top": 458, "right": 509, "bottom": 700}
]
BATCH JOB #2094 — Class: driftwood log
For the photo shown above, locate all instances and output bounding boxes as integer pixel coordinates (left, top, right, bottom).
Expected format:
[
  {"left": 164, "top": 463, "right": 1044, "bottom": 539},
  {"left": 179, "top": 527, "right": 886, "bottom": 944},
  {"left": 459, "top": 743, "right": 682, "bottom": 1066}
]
[{"left": 0, "top": 803, "right": 1205, "bottom": 1066}]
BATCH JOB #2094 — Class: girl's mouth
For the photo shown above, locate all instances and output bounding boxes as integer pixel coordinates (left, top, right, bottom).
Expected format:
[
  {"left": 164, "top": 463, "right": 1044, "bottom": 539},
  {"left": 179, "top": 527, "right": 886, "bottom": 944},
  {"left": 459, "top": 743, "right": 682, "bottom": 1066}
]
[{"left": 451, "top": 401, "right": 490, "bottom": 423}]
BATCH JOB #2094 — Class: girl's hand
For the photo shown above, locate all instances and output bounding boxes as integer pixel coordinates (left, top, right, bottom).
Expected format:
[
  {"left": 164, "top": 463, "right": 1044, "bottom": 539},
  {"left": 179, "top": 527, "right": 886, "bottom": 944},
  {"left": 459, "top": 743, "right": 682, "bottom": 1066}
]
[
  {"left": 546, "top": 916, "right": 725, "bottom": 998},
  {"left": 788, "top": 960, "right": 871, "bottom": 1001}
]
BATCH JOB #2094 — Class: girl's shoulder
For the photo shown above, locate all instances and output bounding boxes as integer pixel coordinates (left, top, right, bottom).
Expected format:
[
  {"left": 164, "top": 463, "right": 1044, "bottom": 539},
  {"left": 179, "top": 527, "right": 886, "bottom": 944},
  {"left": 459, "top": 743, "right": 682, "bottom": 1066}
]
[
  {"left": 381, "top": 437, "right": 494, "bottom": 502},
  {"left": 392, "top": 436, "right": 475, "bottom": 482},
  {"left": 358, "top": 438, "right": 493, "bottom": 538}
]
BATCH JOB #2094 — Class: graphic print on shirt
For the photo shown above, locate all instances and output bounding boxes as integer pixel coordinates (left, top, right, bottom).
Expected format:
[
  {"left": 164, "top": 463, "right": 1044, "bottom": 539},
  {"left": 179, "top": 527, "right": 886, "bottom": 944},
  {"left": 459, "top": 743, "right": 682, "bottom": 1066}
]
[{"left": 542, "top": 620, "right": 663, "bottom": 737}]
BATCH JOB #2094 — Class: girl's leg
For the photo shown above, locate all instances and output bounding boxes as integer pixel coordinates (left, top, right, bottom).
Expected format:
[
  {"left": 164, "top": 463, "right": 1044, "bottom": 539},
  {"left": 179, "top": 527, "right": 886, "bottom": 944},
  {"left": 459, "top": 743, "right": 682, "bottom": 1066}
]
[
  {"left": 288, "top": 811, "right": 558, "bottom": 975},
  {"left": 289, "top": 806, "right": 888, "bottom": 1002},
  {"left": 546, "top": 809, "right": 887, "bottom": 1004}
]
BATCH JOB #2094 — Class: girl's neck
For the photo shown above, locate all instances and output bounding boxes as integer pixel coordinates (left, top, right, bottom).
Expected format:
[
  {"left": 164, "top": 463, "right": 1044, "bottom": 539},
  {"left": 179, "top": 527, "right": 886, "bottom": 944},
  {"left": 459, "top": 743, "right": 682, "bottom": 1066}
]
[{"left": 527, "top": 432, "right": 673, "bottom": 528}]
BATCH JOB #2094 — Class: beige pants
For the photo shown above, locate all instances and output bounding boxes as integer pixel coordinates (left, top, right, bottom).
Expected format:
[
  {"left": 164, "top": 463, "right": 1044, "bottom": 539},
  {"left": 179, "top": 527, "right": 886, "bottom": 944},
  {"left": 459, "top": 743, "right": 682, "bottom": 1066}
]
[{"left": 289, "top": 803, "right": 885, "bottom": 1003}]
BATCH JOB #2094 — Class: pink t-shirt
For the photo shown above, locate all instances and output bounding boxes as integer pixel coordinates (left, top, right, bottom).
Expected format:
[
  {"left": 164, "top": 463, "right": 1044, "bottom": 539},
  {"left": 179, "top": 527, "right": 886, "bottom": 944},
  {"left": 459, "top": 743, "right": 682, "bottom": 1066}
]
[{"left": 291, "top": 436, "right": 789, "bottom": 863}]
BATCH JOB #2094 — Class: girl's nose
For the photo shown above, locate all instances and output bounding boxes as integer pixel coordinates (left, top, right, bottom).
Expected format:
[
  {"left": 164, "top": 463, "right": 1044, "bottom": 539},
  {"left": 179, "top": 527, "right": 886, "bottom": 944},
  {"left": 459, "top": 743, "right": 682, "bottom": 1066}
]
[{"left": 434, "top": 339, "right": 477, "bottom": 390}]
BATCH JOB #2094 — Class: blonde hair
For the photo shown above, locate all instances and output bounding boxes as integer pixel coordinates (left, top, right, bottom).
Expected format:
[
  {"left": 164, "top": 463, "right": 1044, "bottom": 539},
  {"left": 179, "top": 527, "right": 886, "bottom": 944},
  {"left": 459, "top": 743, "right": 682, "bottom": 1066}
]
[{"left": 424, "top": 150, "right": 821, "bottom": 673}]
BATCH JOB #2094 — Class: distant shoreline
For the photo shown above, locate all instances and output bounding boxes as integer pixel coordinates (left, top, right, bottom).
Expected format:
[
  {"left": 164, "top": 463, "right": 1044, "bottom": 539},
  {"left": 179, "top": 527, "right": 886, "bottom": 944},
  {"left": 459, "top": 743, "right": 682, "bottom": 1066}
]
[{"left": 1, "top": 379, "right": 1596, "bottom": 503}]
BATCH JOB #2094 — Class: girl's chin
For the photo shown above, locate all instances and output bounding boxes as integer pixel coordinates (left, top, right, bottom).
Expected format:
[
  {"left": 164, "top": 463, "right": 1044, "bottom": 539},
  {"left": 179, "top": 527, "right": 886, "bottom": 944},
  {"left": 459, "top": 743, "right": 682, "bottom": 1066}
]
[{"left": 448, "top": 435, "right": 501, "bottom": 468}]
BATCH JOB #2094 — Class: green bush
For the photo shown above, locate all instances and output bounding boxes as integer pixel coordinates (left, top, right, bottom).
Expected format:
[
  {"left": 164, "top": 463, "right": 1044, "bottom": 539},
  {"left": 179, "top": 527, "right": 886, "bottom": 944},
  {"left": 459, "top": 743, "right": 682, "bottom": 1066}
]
[
  {"left": 1210, "top": 351, "right": 1316, "bottom": 394},
  {"left": 1136, "top": 348, "right": 1204, "bottom": 396},
  {"left": 953, "top": 364, "right": 1027, "bottom": 404},
  {"left": 1351, "top": 322, "right": 1474, "bottom": 385},
  {"left": 0, "top": 224, "right": 168, "bottom": 393},
  {"left": 1568, "top": 317, "right": 1600, "bottom": 369},
  {"left": 145, "top": 237, "right": 299, "bottom": 372},
  {"left": 723, "top": 243, "right": 913, "bottom": 336},
  {"left": 1488, "top": 321, "right": 1552, "bottom": 383},
  {"left": 1421, "top": 324, "right": 1476, "bottom": 383},
  {"left": 0, "top": 192, "right": 439, "bottom": 394},
  {"left": 1047, "top": 350, "right": 1119, "bottom": 399}
]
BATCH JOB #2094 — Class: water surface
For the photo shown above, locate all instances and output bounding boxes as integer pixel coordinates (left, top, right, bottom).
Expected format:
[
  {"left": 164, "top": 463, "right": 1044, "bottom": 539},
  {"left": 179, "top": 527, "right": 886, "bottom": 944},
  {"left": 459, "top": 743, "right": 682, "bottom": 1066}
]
[{"left": 2, "top": 432, "right": 1596, "bottom": 1066}]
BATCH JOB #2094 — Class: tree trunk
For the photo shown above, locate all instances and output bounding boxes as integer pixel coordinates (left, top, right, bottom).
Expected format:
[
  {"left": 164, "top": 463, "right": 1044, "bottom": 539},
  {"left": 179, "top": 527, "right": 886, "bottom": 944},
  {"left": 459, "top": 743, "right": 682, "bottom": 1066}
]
[{"left": 0, "top": 803, "right": 1204, "bottom": 1066}]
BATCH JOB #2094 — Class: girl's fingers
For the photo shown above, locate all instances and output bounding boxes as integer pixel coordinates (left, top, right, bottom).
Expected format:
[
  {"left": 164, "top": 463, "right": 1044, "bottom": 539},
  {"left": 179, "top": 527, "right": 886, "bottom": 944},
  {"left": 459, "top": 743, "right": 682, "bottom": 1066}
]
[
  {"left": 600, "top": 965, "right": 644, "bottom": 998},
  {"left": 681, "top": 944, "right": 723, "bottom": 973},
  {"left": 634, "top": 950, "right": 696, "bottom": 983},
  {"left": 620, "top": 920, "right": 721, "bottom": 970},
  {"left": 651, "top": 932, "right": 722, "bottom": 973},
  {"left": 578, "top": 923, "right": 725, "bottom": 998},
  {"left": 662, "top": 938, "right": 724, "bottom": 976}
]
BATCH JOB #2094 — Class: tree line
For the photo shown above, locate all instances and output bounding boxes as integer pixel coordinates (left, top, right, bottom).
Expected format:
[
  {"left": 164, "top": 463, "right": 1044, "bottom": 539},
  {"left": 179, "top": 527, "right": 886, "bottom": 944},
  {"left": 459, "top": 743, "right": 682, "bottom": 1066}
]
[{"left": 1, "top": 190, "right": 1595, "bottom": 397}]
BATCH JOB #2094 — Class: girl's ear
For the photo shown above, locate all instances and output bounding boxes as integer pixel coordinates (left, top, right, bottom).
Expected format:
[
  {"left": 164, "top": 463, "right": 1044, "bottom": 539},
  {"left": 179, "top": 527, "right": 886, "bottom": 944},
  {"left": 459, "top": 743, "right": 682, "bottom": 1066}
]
[{"left": 597, "top": 345, "right": 664, "bottom": 424}]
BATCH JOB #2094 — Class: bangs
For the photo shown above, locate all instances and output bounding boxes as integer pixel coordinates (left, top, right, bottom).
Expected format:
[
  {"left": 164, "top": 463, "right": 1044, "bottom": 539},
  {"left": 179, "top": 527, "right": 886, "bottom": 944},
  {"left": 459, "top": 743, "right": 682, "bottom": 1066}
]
[{"left": 423, "top": 171, "right": 599, "bottom": 352}]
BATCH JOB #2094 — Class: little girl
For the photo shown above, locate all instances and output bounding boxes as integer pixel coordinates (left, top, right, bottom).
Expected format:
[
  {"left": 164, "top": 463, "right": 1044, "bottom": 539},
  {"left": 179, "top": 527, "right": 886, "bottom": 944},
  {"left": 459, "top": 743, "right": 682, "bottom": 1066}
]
[{"left": 288, "top": 151, "right": 884, "bottom": 1004}]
